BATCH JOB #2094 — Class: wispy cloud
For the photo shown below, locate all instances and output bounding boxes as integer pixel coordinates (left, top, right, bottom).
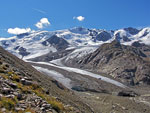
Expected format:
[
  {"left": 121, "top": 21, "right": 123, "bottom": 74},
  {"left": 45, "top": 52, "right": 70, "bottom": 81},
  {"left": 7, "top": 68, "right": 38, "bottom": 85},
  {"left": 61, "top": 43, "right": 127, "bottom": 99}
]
[
  {"left": 73, "top": 16, "right": 85, "bottom": 21},
  {"left": 35, "top": 18, "right": 50, "bottom": 29},
  {"left": 32, "top": 8, "right": 47, "bottom": 14}
]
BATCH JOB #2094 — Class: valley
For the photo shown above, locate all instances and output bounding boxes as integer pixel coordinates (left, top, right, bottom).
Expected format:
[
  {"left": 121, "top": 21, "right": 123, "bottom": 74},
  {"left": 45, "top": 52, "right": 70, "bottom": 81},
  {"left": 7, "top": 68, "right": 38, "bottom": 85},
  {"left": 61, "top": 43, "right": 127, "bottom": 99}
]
[{"left": 29, "top": 59, "right": 150, "bottom": 113}]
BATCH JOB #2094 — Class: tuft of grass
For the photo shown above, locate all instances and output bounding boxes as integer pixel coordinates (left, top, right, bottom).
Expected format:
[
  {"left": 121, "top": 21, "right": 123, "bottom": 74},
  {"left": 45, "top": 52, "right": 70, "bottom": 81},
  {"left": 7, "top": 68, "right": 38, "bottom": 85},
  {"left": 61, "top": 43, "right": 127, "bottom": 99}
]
[
  {"left": 24, "top": 108, "right": 36, "bottom": 113},
  {"left": 11, "top": 74, "right": 20, "bottom": 82},
  {"left": 7, "top": 71, "right": 14, "bottom": 76},
  {"left": 0, "top": 74, "right": 9, "bottom": 79},
  {"left": 0, "top": 67, "right": 5, "bottom": 73},
  {"left": 0, "top": 97, "right": 16, "bottom": 111},
  {"left": 31, "top": 83, "right": 40, "bottom": 90},
  {"left": 47, "top": 99, "right": 64, "bottom": 112}
]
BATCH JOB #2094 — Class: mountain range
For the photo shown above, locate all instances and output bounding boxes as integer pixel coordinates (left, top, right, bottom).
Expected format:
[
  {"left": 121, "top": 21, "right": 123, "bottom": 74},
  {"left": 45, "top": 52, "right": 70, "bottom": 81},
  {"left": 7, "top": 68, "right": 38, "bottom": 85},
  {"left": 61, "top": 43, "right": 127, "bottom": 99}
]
[
  {"left": 1, "top": 27, "right": 150, "bottom": 60},
  {"left": 1, "top": 27, "right": 150, "bottom": 113}
]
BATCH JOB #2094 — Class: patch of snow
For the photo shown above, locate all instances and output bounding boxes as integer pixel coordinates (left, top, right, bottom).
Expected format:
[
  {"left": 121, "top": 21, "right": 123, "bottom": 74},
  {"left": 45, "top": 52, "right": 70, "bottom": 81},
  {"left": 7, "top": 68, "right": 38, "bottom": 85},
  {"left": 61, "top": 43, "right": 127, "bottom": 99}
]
[
  {"left": 65, "top": 46, "right": 98, "bottom": 61},
  {"left": 114, "top": 29, "right": 128, "bottom": 37},
  {"left": 33, "top": 66, "right": 72, "bottom": 89}
]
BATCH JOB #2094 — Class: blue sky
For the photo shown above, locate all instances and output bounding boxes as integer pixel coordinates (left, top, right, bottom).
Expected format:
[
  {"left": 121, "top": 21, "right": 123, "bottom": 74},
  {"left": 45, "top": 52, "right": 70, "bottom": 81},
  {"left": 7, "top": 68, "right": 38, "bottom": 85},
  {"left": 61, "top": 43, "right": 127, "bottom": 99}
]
[{"left": 0, "top": 0, "right": 150, "bottom": 37}]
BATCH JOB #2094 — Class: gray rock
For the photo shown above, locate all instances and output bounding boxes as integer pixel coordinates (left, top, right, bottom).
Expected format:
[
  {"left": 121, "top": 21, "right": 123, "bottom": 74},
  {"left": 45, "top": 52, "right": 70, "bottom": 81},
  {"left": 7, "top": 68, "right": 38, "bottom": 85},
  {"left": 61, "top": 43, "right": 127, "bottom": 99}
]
[
  {"left": 117, "top": 90, "right": 138, "bottom": 97},
  {"left": 42, "top": 104, "right": 51, "bottom": 109},
  {"left": 17, "top": 94, "right": 23, "bottom": 100},
  {"left": 1, "top": 108, "right": 6, "bottom": 112},
  {"left": 5, "top": 94, "right": 15, "bottom": 99},
  {"left": 1, "top": 87, "right": 12, "bottom": 95},
  {"left": 21, "top": 78, "right": 32, "bottom": 85},
  {"left": 40, "top": 107, "right": 45, "bottom": 111},
  {"left": 8, "top": 82, "right": 17, "bottom": 89}
]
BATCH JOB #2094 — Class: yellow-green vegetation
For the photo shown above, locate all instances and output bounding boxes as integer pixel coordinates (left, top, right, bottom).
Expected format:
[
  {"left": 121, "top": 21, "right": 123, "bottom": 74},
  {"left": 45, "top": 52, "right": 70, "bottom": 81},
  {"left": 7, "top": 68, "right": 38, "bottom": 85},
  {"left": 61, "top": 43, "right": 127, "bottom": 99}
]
[
  {"left": 47, "top": 99, "right": 64, "bottom": 112},
  {"left": 11, "top": 74, "right": 20, "bottom": 82},
  {"left": 24, "top": 108, "right": 36, "bottom": 113},
  {"left": 0, "top": 73, "right": 9, "bottom": 79},
  {"left": 32, "top": 85, "right": 65, "bottom": 112},
  {"left": 14, "top": 79, "right": 66, "bottom": 112},
  {"left": 7, "top": 71, "right": 15, "bottom": 76},
  {"left": 13, "top": 82, "right": 32, "bottom": 94},
  {"left": 0, "top": 66, "right": 6, "bottom": 73},
  {"left": 0, "top": 64, "right": 8, "bottom": 70},
  {"left": 0, "top": 96, "right": 35, "bottom": 113},
  {"left": 0, "top": 97, "right": 17, "bottom": 111}
]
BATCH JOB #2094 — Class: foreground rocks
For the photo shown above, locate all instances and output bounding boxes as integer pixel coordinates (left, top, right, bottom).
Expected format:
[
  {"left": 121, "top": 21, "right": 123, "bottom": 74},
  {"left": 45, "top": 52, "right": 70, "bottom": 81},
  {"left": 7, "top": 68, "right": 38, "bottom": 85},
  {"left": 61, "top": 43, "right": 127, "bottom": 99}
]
[
  {"left": 0, "top": 52, "right": 74, "bottom": 113},
  {"left": 0, "top": 73, "right": 56, "bottom": 112}
]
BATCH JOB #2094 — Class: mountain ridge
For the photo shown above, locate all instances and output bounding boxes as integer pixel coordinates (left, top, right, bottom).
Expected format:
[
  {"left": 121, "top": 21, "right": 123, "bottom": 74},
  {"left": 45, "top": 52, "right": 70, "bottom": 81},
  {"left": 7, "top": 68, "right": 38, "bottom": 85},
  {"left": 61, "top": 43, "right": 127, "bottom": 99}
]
[{"left": 1, "top": 26, "right": 150, "bottom": 60}]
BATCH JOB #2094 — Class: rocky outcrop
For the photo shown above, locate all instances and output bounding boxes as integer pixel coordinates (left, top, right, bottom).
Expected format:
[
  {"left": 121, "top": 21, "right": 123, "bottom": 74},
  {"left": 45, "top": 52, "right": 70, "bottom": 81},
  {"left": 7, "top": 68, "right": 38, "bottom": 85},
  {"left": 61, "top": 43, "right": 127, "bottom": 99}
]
[
  {"left": 79, "top": 40, "right": 150, "bottom": 85},
  {"left": 124, "top": 27, "right": 140, "bottom": 35},
  {"left": 93, "top": 31, "right": 112, "bottom": 41},
  {"left": 42, "top": 35, "right": 69, "bottom": 51},
  {"left": 114, "top": 32, "right": 131, "bottom": 42},
  {"left": 132, "top": 41, "right": 150, "bottom": 53},
  {"left": 18, "top": 47, "right": 30, "bottom": 58}
]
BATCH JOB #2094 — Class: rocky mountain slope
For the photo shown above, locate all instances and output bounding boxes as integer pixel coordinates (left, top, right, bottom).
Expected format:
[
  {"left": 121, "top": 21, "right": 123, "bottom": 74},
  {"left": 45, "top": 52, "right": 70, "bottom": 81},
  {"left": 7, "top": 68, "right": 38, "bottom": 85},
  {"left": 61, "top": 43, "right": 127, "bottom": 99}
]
[
  {"left": 78, "top": 40, "right": 150, "bottom": 86},
  {"left": 0, "top": 46, "right": 94, "bottom": 113}
]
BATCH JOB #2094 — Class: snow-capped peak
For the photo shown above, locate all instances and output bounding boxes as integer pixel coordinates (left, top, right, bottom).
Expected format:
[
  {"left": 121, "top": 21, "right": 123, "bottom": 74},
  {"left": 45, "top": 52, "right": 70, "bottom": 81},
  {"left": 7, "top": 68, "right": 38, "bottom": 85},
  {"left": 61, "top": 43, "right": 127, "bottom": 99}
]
[{"left": 1, "top": 27, "right": 150, "bottom": 60}]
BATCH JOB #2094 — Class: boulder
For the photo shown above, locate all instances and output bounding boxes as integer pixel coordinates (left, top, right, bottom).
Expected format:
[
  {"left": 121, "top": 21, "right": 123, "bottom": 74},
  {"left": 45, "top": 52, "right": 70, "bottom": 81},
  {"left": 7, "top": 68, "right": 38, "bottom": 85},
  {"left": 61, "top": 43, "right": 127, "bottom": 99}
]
[
  {"left": 8, "top": 82, "right": 17, "bottom": 89},
  {"left": 21, "top": 78, "right": 32, "bottom": 85},
  {"left": 117, "top": 90, "right": 138, "bottom": 97},
  {"left": 1, "top": 87, "right": 12, "bottom": 95}
]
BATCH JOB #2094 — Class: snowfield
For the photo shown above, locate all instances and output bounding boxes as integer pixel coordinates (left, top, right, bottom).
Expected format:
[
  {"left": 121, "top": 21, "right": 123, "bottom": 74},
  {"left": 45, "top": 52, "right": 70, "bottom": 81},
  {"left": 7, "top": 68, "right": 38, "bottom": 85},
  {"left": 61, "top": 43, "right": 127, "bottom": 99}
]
[{"left": 1, "top": 27, "right": 150, "bottom": 61}]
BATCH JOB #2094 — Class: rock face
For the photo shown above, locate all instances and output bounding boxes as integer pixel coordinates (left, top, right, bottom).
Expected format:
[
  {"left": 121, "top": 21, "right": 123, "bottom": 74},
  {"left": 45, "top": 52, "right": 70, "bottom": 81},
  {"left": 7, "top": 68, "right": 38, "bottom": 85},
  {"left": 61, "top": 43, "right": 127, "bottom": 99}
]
[
  {"left": 124, "top": 27, "right": 140, "bottom": 35},
  {"left": 114, "top": 32, "right": 131, "bottom": 42},
  {"left": 18, "top": 47, "right": 30, "bottom": 58},
  {"left": 132, "top": 41, "right": 150, "bottom": 53},
  {"left": 79, "top": 40, "right": 150, "bottom": 85},
  {"left": 93, "top": 31, "right": 112, "bottom": 41},
  {"left": 42, "top": 35, "right": 69, "bottom": 51}
]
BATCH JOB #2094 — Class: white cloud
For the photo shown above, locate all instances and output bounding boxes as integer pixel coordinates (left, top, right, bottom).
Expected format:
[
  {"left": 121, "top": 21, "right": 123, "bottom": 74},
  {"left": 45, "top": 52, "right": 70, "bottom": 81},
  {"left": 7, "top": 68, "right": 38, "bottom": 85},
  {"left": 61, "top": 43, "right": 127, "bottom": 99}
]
[
  {"left": 7, "top": 28, "right": 31, "bottom": 35},
  {"left": 32, "top": 8, "right": 46, "bottom": 14},
  {"left": 35, "top": 18, "right": 50, "bottom": 29},
  {"left": 73, "top": 16, "right": 85, "bottom": 21}
]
